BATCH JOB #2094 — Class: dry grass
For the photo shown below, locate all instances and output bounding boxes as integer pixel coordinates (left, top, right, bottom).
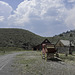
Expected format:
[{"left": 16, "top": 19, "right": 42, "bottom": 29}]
[
  {"left": 11, "top": 51, "right": 75, "bottom": 75},
  {"left": 59, "top": 53, "right": 75, "bottom": 62}
]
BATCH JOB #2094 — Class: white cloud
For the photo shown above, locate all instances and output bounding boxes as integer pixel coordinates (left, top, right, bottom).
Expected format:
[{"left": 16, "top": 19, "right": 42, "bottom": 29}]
[
  {"left": 0, "top": 16, "right": 4, "bottom": 22},
  {"left": 8, "top": 0, "right": 65, "bottom": 25},
  {"left": 0, "top": 1, "right": 12, "bottom": 20},
  {"left": 8, "top": 0, "right": 35, "bottom": 25},
  {"left": 7, "top": 0, "right": 69, "bottom": 36},
  {"left": 65, "top": 7, "right": 75, "bottom": 29}
]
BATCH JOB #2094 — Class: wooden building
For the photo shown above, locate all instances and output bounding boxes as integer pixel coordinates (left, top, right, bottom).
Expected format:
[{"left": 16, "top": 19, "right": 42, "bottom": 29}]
[
  {"left": 33, "top": 39, "right": 52, "bottom": 50},
  {"left": 55, "top": 40, "right": 74, "bottom": 54},
  {"left": 33, "top": 39, "right": 57, "bottom": 59},
  {"left": 33, "top": 44, "right": 41, "bottom": 50},
  {"left": 41, "top": 39, "right": 51, "bottom": 45}
]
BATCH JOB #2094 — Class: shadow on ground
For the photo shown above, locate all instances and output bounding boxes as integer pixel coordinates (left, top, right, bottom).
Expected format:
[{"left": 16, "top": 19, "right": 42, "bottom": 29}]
[{"left": 47, "top": 57, "right": 62, "bottom": 62}]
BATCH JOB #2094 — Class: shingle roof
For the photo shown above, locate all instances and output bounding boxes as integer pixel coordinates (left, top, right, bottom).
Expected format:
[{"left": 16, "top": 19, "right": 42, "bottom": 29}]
[{"left": 60, "top": 40, "right": 74, "bottom": 46}]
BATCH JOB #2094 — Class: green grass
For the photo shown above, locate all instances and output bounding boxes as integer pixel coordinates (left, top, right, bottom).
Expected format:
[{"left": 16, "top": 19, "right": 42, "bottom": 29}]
[
  {"left": 0, "top": 52, "right": 5, "bottom": 55},
  {"left": 59, "top": 53, "right": 75, "bottom": 62},
  {"left": 0, "top": 47, "right": 25, "bottom": 51},
  {"left": 0, "top": 47, "right": 26, "bottom": 55}
]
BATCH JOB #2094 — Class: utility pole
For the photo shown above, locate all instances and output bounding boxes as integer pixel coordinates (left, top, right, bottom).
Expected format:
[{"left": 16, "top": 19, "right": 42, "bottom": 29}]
[
  {"left": 69, "top": 40, "right": 72, "bottom": 55},
  {"left": 69, "top": 33, "right": 73, "bottom": 55}
]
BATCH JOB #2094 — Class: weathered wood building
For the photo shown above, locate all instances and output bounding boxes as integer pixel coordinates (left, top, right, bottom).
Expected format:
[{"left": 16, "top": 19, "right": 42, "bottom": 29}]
[
  {"left": 55, "top": 40, "right": 74, "bottom": 54},
  {"left": 41, "top": 39, "right": 51, "bottom": 45},
  {"left": 33, "top": 39, "right": 52, "bottom": 50},
  {"left": 33, "top": 44, "right": 41, "bottom": 50}
]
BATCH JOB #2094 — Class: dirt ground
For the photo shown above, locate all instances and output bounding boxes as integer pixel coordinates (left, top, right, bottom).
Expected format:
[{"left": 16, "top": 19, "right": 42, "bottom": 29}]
[{"left": 0, "top": 51, "right": 75, "bottom": 75}]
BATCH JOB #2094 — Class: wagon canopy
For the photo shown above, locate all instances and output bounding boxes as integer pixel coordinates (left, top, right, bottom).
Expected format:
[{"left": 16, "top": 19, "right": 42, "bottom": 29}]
[{"left": 46, "top": 45, "right": 56, "bottom": 53}]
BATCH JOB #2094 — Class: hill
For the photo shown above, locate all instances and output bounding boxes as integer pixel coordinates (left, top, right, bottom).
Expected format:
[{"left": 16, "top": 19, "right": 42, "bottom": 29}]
[
  {"left": 0, "top": 28, "right": 46, "bottom": 49},
  {"left": 48, "top": 30, "right": 75, "bottom": 44},
  {"left": 0, "top": 28, "right": 75, "bottom": 50}
]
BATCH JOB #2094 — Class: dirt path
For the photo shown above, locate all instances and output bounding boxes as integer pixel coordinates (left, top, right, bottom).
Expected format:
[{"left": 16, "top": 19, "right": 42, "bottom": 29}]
[{"left": 0, "top": 51, "right": 75, "bottom": 75}]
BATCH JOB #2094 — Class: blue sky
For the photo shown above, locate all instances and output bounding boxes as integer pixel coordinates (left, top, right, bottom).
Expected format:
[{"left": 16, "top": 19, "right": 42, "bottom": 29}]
[
  {"left": 0, "top": 0, "right": 75, "bottom": 37},
  {"left": 0, "top": 0, "right": 23, "bottom": 9}
]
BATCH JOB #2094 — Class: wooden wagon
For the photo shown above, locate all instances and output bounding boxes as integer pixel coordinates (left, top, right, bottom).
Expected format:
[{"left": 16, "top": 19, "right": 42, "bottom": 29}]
[{"left": 42, "top": 44, "right": 57, "bottom": 60}]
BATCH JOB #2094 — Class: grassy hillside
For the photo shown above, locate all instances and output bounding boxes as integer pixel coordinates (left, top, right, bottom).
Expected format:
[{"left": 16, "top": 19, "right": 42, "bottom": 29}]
[
  {"left": 0, "top": 28, "right": 75, "bottom": 50},
  {"left": 0, "top": 28, "right": 46, "bottom": 49},
  {"left": 48, "top": 30, "right": 75, "bottom": 44}
]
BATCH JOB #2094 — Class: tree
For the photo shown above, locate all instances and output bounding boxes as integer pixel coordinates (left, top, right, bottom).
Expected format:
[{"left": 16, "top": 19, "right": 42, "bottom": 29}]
[
  {"left": 59, "top": 34, "right": 63, "bottom": 37},
  {"left": 70, "top": 33, "right": 73, "bottom": 37}
]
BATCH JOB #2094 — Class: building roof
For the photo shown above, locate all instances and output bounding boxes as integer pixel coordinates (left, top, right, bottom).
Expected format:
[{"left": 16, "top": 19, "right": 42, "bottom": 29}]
[
  {"left": 60, "top": 40, "right": 74, "bottom": 46},
  {"left": 41, "top": 39, "right": 51, "bottom": 45}
]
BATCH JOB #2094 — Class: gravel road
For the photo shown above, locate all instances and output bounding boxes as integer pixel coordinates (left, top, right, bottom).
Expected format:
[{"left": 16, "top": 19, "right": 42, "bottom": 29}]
[{"left": 0, "top": 51, "right": 75, "bottom": 75}]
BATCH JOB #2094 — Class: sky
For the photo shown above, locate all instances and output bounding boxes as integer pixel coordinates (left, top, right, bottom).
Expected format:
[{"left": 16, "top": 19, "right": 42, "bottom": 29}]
[{"left": 0, "top": 0, "right": 75, "bottom": 37}]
